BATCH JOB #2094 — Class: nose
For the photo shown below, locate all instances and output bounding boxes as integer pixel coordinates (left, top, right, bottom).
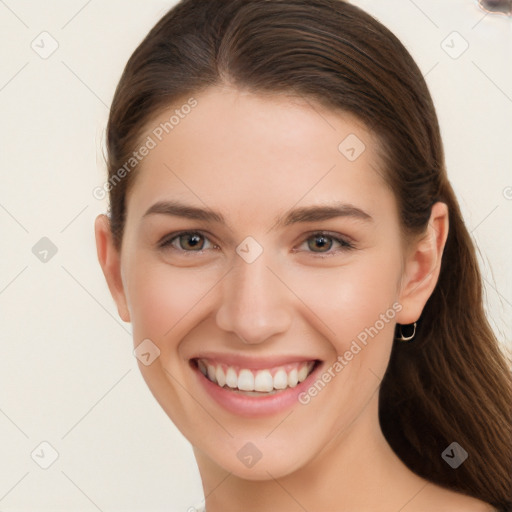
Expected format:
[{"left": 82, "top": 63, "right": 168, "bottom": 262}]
[{"left": 215, "top": 248, "right": 293, "bottom": 345}]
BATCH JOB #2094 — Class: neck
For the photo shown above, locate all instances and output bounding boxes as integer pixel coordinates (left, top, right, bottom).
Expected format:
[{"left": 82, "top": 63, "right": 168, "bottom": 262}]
[{"left": 194, "top": 394, "right": 426, "bottom": 511}]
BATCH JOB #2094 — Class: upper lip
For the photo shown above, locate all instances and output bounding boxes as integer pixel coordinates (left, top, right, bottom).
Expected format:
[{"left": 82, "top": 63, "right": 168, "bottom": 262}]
[{"left": 190, "top": 353, "right": 321, "bottom": 370}]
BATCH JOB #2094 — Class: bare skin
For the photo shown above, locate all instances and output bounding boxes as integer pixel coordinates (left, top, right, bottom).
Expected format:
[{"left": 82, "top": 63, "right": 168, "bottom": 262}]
[{"left": 95, "top": 85, "right": 495, "bottom": 511}]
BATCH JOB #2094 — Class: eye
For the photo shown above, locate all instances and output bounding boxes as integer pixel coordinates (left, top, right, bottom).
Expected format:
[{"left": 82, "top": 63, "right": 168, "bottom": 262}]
[
  {"left": 296, "top": 232, "right": 355, "bottom": 256},
  {"left": 158, "top": 231, "right": 217, "bottom": 253},
  {"left": 157, "top": 230, "right": 355, "bottom": 257}
]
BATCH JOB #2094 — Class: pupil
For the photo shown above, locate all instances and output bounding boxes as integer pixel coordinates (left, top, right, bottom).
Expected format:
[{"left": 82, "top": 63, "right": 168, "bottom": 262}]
[
  {"left": 185, "top": 234, "right": 202, "bottom": 250},
  {"left": 312, "top": 235, "right": 330, "bottom": 252}
]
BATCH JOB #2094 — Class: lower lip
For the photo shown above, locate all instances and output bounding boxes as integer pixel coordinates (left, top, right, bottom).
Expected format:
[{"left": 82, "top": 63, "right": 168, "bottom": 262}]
[{"left": 192, "top": 360, "right": 323, "bottom": 418}]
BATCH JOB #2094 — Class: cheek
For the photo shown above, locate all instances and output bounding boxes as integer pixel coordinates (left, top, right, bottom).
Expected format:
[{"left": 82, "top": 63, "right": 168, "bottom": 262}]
[
  {"left": 125, "top": 259, "right": 213, "bottom": 349},
  {"left": 287, "top": 255, "right": 401, "bottom": 348},
  {"left": 124, "top": 239, "right": 402, "bottom": 360}
]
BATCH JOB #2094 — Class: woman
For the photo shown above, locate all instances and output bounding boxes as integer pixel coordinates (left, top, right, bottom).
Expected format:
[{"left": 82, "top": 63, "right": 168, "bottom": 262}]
[{"left": 94, "top": 0, "right": 512, "bottom": 510}]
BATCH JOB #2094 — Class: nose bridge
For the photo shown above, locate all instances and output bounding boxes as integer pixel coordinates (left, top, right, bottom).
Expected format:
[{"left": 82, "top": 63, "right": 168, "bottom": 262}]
[{"left": 215, "top": 244, "right": 292, "bottom": 344}]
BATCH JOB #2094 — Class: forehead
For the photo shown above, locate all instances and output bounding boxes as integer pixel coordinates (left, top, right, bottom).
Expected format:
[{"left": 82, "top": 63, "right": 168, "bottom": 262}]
[{"left": 125, "top": 85, "right": 395, "bottom": 228}]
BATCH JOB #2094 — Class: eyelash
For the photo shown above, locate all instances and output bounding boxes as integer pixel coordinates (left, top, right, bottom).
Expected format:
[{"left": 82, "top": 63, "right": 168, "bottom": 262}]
[{"left": 157, "top": 230, "right": 356, "bottom": 258}]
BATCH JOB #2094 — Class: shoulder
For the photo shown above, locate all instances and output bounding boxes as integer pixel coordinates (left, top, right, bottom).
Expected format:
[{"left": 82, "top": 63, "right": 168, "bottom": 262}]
[{"left": 407, "top": 482, "right": 497, "bottom": 512}]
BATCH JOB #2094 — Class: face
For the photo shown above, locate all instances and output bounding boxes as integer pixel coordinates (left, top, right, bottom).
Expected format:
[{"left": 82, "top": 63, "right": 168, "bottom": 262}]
[{"left": 99, "top": 85, "right": 429, "bottom": 480}]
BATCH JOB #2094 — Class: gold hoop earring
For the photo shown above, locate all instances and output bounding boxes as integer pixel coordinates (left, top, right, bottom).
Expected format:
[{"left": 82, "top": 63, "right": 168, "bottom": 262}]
[{"left": 395, "top": 322, "right": 417, "bottom": 342}]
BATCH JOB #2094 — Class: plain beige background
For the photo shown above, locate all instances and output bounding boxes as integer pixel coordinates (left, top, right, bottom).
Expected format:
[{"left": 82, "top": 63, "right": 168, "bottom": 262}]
[{"left": 1, "top": 0, "right": 511, "bottom": 510}]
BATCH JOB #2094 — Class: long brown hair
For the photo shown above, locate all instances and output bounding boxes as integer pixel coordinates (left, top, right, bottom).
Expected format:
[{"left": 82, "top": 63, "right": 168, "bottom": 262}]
[{"left": 104, "top": 0, "right": 512, "bottom": 508}]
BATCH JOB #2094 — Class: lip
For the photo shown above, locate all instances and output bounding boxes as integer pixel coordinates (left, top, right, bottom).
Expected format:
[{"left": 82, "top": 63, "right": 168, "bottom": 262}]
[
  {"left": 190, "top": 352, "right": 318, "bottom": 370},
  {"left": 190, "top": 356, "right": 323, "bottom": 418}
]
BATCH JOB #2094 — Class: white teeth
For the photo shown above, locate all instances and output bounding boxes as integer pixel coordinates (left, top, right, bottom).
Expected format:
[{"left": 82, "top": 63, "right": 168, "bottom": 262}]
[
  {"left": 297, "top": 365, "right": 309, "bottom": 383},
  {"left": 254, "top": 370, "right": 273, "bottom": 392},
  {"left": 207, "top": 364, "right": 216, "bottom": 382},
  {"left": 273, "top": 369, "right": 288, "bottom": 390},
  {"left": 215, "top": 366, "right": 226, "bottom": 387},
  {"left": 226, "top": 366, "right": 238, "bottom": 388},
  {"left": 287, "top": 368, "right": 298, "bottom": 388},
  {"left": 198, "top": 359, "right": 317, "bottom": 392},
  {"left": 238, "top": 369, "right": 255, "bottom": 391}
]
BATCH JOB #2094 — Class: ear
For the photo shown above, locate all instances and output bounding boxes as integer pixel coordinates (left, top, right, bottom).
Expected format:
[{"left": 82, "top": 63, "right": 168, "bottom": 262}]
[
  {"left": 396, "top": 202, "right": 449, "bottom": 325},
  {"left": 94, "top": 214, "right": 131, "bottom": 322}
]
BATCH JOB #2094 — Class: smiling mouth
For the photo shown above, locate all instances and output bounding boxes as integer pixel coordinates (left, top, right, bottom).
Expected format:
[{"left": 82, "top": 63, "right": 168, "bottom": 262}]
[{"left": 192, "top": 358, "right": 321, "bottom": 396}]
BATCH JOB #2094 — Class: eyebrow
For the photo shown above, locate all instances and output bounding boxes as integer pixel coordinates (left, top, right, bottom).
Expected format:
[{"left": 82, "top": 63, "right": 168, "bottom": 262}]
[{"left": 143, "top": 199, "right": 373, "bottom": 230}]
